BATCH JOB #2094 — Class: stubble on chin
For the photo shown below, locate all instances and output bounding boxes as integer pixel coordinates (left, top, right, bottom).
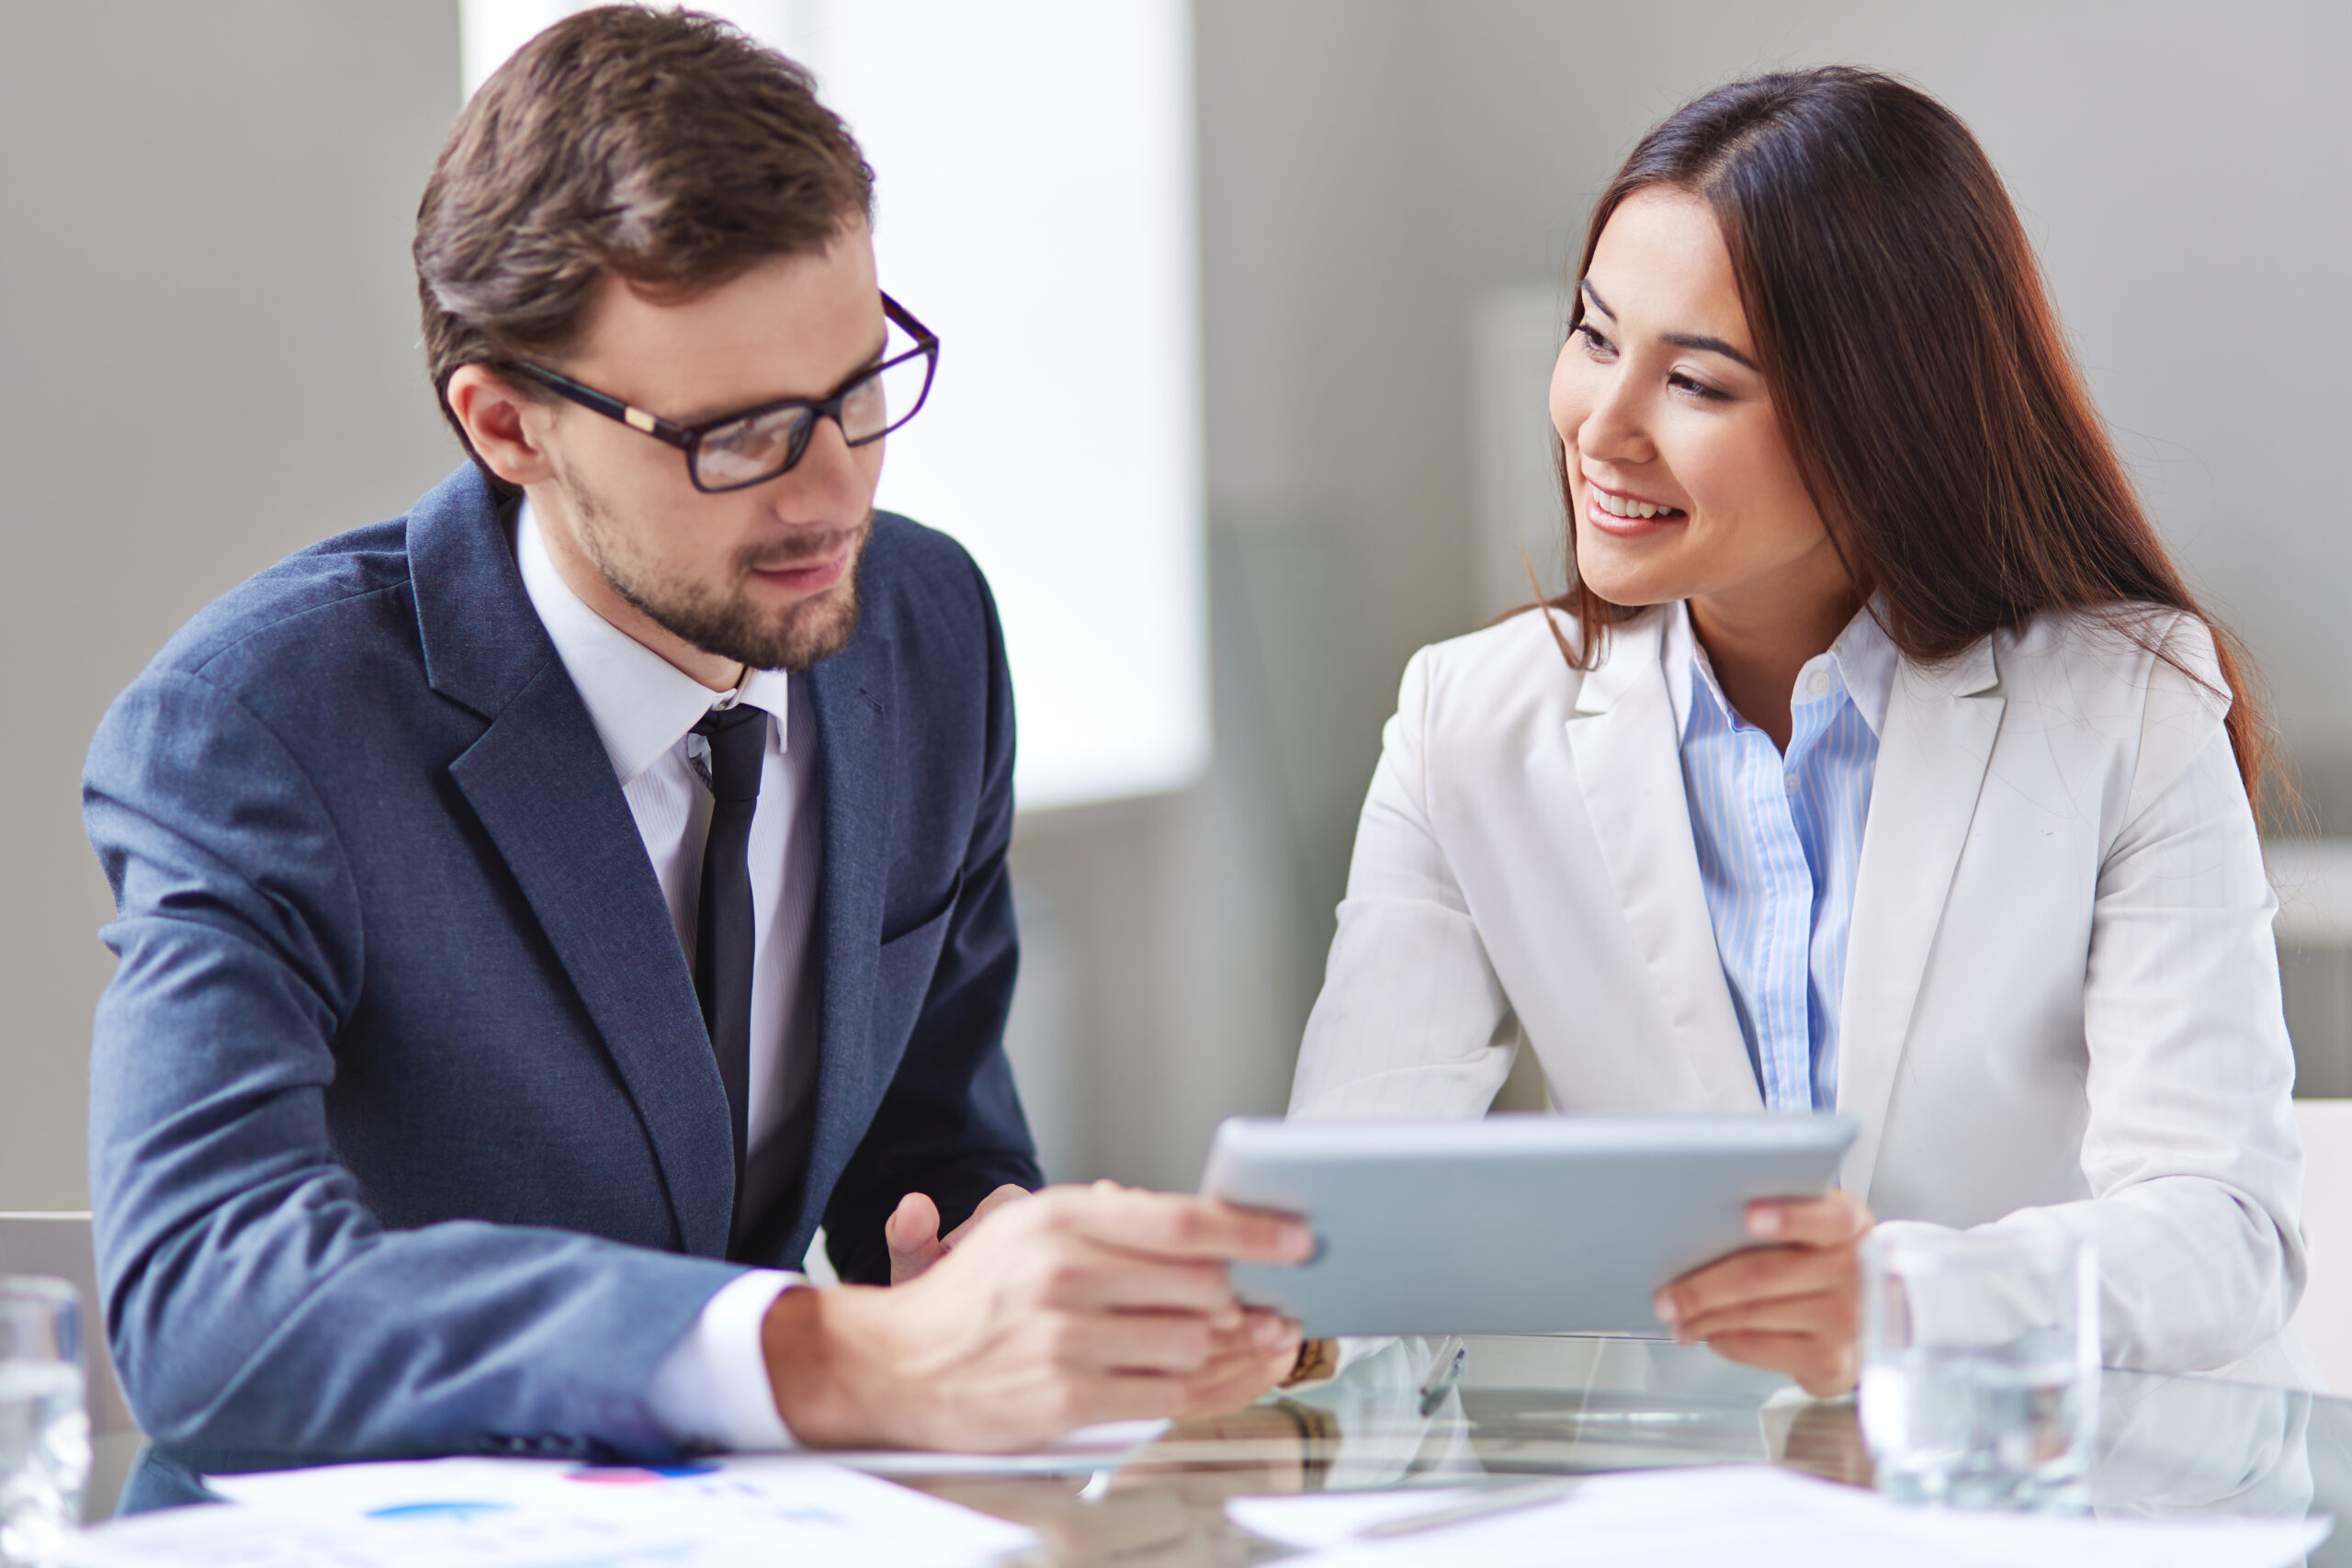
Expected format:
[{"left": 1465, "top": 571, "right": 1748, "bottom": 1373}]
[{"left": 559, "top": 461, "right": 873, "bottom": 673}]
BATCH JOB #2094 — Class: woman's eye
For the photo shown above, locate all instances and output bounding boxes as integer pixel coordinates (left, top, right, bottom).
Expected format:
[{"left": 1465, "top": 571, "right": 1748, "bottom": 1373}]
[
  {"left": 1668, "top": 371, "right": 1731, "bottom": 402},
  {"left": 1575, "top": 323, "right": 1616, "bottom": 358}
]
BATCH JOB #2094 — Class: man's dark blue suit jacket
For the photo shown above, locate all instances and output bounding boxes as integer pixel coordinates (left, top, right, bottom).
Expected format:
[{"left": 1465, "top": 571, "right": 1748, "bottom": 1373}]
[{"left": 82, "top": 465, "right": 1041, "bottom": 1469}]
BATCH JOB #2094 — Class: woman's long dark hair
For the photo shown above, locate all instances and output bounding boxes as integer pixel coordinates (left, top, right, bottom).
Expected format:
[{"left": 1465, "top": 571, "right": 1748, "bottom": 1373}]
[{"left": 1547, "top": 66, "right": 2273, "bottom": 800}]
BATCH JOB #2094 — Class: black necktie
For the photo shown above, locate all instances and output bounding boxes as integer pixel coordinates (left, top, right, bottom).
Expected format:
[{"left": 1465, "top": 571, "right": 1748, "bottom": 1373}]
[{"left": 692, "top": 703, "right": 765, "bottom": 1230}]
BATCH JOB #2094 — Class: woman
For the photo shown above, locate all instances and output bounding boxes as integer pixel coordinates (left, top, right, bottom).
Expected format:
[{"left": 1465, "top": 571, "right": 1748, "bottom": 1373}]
[{"left": 1289, "top": 67, "right": 2306, "bottom": 1394}]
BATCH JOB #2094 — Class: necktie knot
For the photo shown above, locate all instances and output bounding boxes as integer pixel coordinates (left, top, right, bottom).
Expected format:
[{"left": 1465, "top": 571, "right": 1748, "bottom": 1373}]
[{"left": 693, "top": 704, "right": 767, "bottom": 803}]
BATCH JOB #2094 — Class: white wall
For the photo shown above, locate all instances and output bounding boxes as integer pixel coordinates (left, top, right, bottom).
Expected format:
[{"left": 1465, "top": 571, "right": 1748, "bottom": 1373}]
[
  {"left": 462, "top": 0, "right": 1213, "bottom": 811},
  {"left": 0, "top": 3, "right": 463, "bottom": 1209}
]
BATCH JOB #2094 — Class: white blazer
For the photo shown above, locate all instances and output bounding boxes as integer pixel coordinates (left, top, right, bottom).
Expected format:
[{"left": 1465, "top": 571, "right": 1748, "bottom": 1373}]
[{"left": 1291, "top": 601, "right": 2306, "bottom": 1378}]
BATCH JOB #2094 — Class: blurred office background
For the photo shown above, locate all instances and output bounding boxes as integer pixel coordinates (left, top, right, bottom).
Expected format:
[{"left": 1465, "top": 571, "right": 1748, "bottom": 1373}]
[{"left": 4, "top": 0, "right": 2349, "bottom": 1222}]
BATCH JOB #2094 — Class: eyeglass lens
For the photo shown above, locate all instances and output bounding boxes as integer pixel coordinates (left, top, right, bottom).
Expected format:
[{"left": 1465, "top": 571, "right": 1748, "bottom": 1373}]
[{"left": 693, "top": 346, "right": 933, "bottom": 491}]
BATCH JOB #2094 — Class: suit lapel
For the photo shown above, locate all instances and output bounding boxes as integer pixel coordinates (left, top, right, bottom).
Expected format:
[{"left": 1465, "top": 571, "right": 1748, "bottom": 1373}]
[
  {"left": 1564, "top": 609, "right": 1759, "bottom": 1110},
  {"left": 1836, "top": 639, "right": 2005, "bottom": 1199},
  {"left": 412, "top": 468, "right": 734, "bottom": 1260},
  {"left": 786, "top": 632, "right": 897, "bottom": 1249}
]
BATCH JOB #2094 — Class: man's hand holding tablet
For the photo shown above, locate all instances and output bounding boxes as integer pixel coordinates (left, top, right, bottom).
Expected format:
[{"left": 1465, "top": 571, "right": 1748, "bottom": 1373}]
[{"left": 764, "top": 1183, "right": 1310, "bottom": 1450}]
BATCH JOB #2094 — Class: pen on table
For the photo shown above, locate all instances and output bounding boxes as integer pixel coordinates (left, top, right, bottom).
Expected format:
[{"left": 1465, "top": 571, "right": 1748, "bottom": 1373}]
[
  {"left": 1356, "top": 1475, "right": 1585, "bottom": 1539},
  {"left": 1416, "top": 1336, "right": 1466, "bottom": 1417}
]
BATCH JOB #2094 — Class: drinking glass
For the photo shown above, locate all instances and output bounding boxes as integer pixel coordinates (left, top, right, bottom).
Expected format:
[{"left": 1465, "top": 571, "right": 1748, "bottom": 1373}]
[
  {"left": 1857, "top": 1228, "right": 2098, "bottom": 1508},
  {"left": 0, "top": 1279, "right": 89, "bottom": 1565}
]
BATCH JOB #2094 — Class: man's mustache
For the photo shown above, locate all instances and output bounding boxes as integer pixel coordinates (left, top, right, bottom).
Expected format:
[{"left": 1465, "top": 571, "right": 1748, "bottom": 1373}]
[{"left": 733, "top": 516, "right": 871, "bottom": 575}]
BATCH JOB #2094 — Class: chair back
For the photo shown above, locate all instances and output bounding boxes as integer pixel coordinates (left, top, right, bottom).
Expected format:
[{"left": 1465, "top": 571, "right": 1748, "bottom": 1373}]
[{"left": 2292, "top": 1100, "right": 2352, "bottom": 1396}]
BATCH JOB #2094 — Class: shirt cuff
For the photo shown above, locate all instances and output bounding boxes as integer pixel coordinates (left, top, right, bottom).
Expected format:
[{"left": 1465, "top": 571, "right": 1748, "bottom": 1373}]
[{"left": 645, "top": 1269, "right": 801, "bottom": 1451}]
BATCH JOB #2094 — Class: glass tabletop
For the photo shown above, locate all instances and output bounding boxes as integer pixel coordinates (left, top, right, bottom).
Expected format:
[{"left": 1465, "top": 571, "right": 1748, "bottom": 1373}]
[{"left": 852, "top": 1335, "right": 2349, "bottom": 1566}]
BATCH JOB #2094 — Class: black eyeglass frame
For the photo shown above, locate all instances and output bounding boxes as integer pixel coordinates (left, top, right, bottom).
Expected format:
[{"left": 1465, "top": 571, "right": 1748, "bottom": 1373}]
[{"left": 498, "top": 293, "right": 939, "bottom": 493}]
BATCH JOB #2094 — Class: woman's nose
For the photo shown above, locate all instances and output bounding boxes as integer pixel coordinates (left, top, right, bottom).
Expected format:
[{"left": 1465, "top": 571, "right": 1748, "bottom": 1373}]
[{"left": 1576, "top": 374, "right": 1654, "bottom": 468}]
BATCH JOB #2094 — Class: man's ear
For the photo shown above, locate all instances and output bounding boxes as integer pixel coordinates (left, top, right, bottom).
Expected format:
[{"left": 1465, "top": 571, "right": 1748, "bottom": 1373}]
[{"left": 446, "top": 365, "right": 556, "bottom": 488}]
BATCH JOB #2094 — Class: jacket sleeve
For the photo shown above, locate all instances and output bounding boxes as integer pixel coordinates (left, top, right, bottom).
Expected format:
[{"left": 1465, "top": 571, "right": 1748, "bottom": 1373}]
[
  {"left": 819, "top": 561, "right": 1043, "bottom": 1286},
  {"left": 85, "top": 669, "right": 744, "bottom": 1462},
  {"left": 1884, "top": 626, "right": 2306, "bottom": 1375},
  {"left": 1288, "top": 645, "right": 1521, "bottom": 1120}
]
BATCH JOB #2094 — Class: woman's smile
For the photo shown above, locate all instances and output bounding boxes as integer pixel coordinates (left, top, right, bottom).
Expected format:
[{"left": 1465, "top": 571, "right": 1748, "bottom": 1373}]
[{"left": 1584, "top": 477, "right": 1689, "bottom": 537}]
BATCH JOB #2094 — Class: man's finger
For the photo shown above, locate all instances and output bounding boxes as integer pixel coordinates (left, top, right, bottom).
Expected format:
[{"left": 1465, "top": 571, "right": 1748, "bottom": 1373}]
[
  {"left": 1177, "top": 1328, "right": 1301, "bottom": 1417},
  {"left": 1055, "top": 1310, "right": 1219, "bottom": 1375},
  {"left": 1041, "top": 1242, "right": 1240, "bottom": 1318},
  {"left": 1045, "top": 1187, "right": 1314, "bottom": 1265},
  {"left": 1745, "top": 1190, "right": 1871, "bottom": 1247},
  {"left": 1083, "top": 1369, "right": 1194, "bottom": 1426},
  {"left": 940, "top": 1183, "right": 1031, "bottom": 1251},
  {"left": 886, "top": 1191, "right": 946, "bottom": 1284}
]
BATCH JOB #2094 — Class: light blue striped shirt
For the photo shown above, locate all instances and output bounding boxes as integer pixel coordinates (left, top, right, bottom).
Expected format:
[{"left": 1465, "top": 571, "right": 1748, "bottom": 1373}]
[{"left": 1665, "top": 603, "right": 1896, "bottom": 1112}]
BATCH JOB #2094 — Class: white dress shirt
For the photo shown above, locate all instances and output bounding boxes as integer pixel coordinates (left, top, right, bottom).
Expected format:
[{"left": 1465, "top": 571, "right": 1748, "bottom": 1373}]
[{"left": 514, "top": 499, "right": 806, "bottom": 1450}]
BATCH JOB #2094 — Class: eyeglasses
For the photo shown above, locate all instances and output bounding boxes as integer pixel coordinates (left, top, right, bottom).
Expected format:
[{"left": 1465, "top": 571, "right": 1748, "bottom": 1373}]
[{"left": 500, "top": 293, "right": 939, "bottom": 493}]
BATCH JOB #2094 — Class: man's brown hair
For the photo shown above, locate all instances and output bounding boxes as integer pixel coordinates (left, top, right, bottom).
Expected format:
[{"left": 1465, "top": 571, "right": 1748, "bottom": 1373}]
[{"left": 413, "top": 5, "right": 874, "bottom": 454}]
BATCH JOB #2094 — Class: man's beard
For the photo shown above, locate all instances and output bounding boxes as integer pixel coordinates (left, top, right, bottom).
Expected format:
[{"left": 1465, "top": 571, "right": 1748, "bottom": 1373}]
[{"left": 557, "top": 461, "right": 870, "bottom": 672}]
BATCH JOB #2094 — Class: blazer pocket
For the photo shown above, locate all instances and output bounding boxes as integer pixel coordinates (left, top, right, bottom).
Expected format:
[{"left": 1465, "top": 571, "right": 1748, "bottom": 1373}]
[
  {"left": 879, "top": 870, "right": 964, "bottom": 951},
  {"left": 870, "top": 873, "right": 965, "bottom": 1051}
]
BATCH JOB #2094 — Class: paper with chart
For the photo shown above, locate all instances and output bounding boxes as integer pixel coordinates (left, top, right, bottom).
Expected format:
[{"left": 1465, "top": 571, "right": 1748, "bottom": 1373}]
[
  {"left": 829, "top": 1416, "right": 1172, "bottom": 1475},
  {"left": 1228, "top": 1466, "right": 2332, "bottom": 1568},
  {"left": 65, "top": 1452, "right": 1035, "bottom": 1568}
]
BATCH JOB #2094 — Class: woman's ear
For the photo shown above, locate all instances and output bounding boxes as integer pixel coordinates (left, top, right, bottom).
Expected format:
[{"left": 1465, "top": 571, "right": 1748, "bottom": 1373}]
[{"left": 445, "top": 365, "right": 556, "bottom": 488}]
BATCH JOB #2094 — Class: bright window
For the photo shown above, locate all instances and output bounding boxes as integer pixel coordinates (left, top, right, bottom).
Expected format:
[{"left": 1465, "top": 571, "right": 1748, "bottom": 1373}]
[{"left": 462, "top": 1, "right": 1207, "bottom": 809}]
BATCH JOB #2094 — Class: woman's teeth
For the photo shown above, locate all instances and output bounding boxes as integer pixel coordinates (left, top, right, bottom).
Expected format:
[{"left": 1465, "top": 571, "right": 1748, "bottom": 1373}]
[{"left": 1594, "top": 490, "right": 1682, "bottom": 520}]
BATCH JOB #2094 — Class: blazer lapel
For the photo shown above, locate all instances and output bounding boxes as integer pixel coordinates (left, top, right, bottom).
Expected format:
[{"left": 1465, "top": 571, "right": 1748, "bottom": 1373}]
[
  {"left": 1836, "top": 639, "right": 2005, "bottom": 1199},
  {"left": 412, "top": 468, "right": 735, "bottom": 1260},
  {"left": 1564, "top": 609, "right": 1758, "bottom": 1110},
  {"left": 786, "top": 630, "right": 898, "bottom": 1249}
]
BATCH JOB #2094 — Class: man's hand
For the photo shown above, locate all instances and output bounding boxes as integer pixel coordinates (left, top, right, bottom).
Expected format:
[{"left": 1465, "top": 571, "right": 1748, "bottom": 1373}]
[
  {"left": 886, "top": 1183, "right": 1029, "bottom": 1284},
  {"left": 763, "top": 1182, "right": 1311, "bottom": 1450},
  {"left": 1179, "top": 1306, "right": 1301, "bottom": 1418},
  {"left": 1653, "top": 1190, "right": 1872, "bottom": 1396},
  {"left": 886, "top": 1185, "right": 1301, "bottom": 1410}
]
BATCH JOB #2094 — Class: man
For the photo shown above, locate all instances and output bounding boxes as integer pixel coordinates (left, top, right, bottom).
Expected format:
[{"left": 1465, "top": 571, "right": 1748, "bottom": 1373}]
[{"left": 83, "top": 6, "right": 1305, "bottom": 1485}]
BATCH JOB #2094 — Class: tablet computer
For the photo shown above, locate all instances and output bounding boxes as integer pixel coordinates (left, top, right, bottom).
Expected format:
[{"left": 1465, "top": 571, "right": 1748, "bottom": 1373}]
[{"left": 1199, "top": 1113, "right": 1859, "bottom": 1337}]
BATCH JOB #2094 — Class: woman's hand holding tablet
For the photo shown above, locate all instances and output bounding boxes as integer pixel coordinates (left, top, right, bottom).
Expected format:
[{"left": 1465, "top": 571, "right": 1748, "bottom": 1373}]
[
  {"left": 1652, "top": 1190, "right": 1874, "bottom": 1395},
  {"left": 1200, "top": 1114, "right": 1860, "bottom": 1354}
]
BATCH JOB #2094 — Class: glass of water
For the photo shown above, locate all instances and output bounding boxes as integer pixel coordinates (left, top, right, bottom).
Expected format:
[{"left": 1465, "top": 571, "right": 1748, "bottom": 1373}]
[
  {"left": 1857, "top": 1228, "right": 2098, "bottom": 1509},
  {"left": 0, "top": 1278, "right": 89, "bottom": 1565}
]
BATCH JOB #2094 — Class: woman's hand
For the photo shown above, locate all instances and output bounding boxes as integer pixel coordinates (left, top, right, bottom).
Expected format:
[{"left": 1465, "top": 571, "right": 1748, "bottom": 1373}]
[{"left": 1654, "top": 1190, "right": 1872, "bottom": 1396}]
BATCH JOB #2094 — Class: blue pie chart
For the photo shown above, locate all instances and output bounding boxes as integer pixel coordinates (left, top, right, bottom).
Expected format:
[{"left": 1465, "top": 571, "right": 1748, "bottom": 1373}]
[{"left": 365, "top": 1501, "right": 514, "bottom": 1522}]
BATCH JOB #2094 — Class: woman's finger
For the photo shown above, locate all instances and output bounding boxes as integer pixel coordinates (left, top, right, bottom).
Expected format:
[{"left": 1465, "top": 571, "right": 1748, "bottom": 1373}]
[
  {"left": 1657, "top": 1239, "right": 1855, "bottom": 1327},
  {"left": 1745, "top": 1190, "right": 1872, "bottom": 1248},
  {"left": 1675, "top": 1286, "right": 1858, "bottom": 1345},
  {"left": 1701, "top": 1327, "right": 1860, "bottom": 1394}
]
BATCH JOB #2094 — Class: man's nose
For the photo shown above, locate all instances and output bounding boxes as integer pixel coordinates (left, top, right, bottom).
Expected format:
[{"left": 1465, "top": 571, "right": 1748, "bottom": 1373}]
[{"left": 775, "top": 412, "right": 873, "bottom": 518}]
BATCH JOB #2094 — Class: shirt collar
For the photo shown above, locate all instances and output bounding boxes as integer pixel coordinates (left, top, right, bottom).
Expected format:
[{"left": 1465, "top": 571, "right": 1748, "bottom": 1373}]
[
  {"left": 1826, "top": 601, "right": 1897, "bottom": 737},
  {"left": 1663, "top": 597, "right": 1898, "bottom": 740},
  {"left": 515, "top": 496, "right": 790, "bottom": 786}
]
